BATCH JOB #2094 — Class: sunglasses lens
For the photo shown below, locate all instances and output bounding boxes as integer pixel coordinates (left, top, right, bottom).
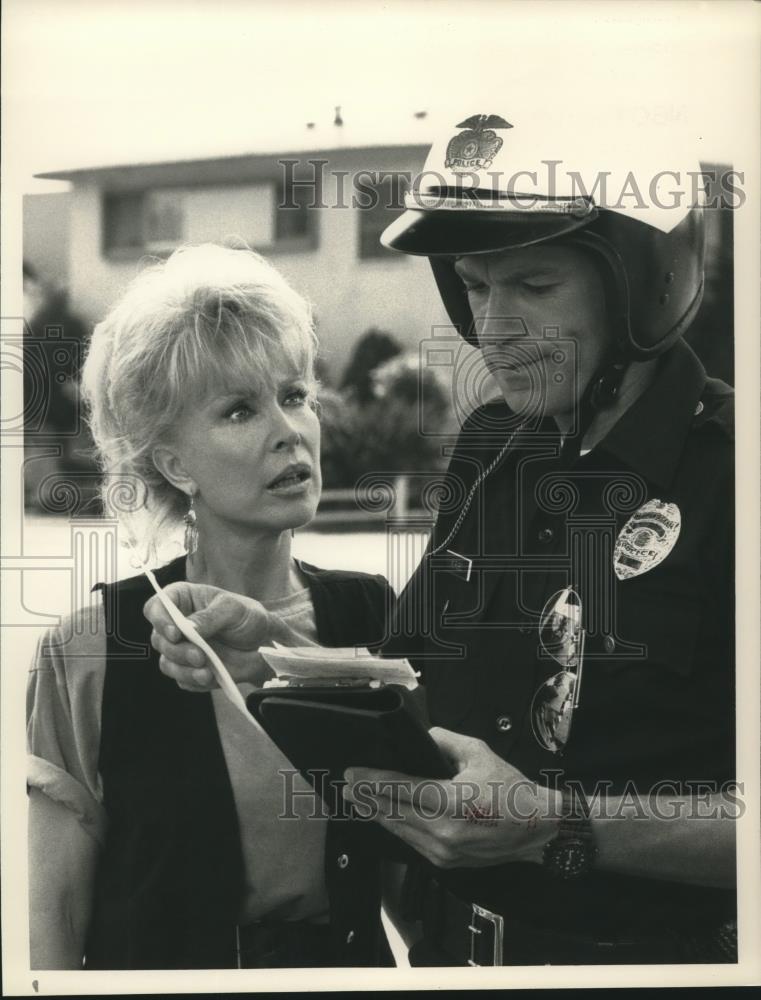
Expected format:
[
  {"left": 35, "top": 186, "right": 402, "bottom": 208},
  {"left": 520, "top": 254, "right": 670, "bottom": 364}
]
[
  {"left": 539, "top": 587, "right": 582, "bottom": 669},
  {"left": 531, "top": 669, "right": 576, "bottom": 753},
  {"left": 533, "top": 588, "right": 583, "bottom": 753}
]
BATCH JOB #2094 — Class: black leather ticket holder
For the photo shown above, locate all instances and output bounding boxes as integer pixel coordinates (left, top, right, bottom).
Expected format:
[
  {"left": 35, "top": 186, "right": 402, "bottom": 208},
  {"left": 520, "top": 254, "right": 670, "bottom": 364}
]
[
  {"left": 247, "top": 685, "right": 456, "bottom": 862},
  {"left": 247, "top": 684, "right": 454, "bottom": 785}
]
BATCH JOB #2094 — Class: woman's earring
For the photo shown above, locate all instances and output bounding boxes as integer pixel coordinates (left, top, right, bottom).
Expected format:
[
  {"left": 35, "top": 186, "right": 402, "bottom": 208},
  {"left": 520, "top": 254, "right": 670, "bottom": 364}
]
[{"left": 184, "top": 495, "right": 199, "bottom": 555}]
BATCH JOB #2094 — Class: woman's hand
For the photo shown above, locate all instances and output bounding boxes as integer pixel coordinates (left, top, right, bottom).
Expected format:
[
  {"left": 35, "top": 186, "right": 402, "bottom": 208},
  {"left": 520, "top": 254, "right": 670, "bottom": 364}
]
[{"left": 144, "top": 582, "right": 277, "bottom": 691}]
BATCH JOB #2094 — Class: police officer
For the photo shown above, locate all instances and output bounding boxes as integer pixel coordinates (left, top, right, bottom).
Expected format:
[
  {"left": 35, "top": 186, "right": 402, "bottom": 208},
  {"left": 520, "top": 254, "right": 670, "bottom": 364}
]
[
  {"left": 341, "top": 109, "right": 737, "bottom": 966},
  {"left": 147, "top": 109, "right": 737, "bottom": 967}
]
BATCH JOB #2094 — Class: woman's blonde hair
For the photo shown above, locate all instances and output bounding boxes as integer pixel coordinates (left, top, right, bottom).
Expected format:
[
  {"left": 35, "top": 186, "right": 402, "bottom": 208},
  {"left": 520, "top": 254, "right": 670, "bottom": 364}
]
[{"left": 81, "top": 242, "right": 317, "bottom": 561}]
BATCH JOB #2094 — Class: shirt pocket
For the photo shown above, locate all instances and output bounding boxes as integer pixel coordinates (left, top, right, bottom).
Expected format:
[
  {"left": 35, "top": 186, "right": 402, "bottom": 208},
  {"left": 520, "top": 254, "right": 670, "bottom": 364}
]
[
  {"left": 391, "top": 565, "right": 480, "bottom": 730},
  {"left": 421, "top": 569, "right": 480, "bottom": 725},
  {"left": 595, "top": 585, "right": 701, "bottom": 679}
]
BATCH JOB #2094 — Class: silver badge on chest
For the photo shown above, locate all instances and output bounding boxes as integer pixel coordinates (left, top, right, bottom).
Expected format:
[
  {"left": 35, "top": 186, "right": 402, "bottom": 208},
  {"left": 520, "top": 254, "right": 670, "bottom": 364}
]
[{"left": 614, "top": 499, "right": 681, "bottom": 581}]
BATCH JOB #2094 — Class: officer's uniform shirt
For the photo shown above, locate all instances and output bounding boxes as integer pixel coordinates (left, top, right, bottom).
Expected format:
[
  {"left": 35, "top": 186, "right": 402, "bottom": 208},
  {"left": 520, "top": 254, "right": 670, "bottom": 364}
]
[{"left": 389, "top": 338, "right": 735, "bottom": 939}]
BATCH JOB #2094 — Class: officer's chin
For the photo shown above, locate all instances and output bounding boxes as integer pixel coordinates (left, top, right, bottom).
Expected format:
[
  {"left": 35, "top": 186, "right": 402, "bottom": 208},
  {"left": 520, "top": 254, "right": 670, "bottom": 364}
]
[
  {"left": 494, "top": 376, "right": 576, "bottom": 428},
  {"left": 492, "top": 372, "right": 543, "bottom": 415}
]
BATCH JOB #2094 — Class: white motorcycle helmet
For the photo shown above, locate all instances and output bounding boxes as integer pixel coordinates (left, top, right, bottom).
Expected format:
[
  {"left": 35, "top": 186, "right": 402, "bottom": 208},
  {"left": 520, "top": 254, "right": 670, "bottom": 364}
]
[{"left": 381, "top": 110, "right": 706, "bottom": 385}]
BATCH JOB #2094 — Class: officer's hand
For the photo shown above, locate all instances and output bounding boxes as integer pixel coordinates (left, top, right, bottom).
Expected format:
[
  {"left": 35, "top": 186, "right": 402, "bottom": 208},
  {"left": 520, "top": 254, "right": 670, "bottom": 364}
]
[
  {"left": 144, "top": 582, "right": 276, "bottom": 692},
  {"left": 343, "top": 727, "right": 562, "bottom": 869}
]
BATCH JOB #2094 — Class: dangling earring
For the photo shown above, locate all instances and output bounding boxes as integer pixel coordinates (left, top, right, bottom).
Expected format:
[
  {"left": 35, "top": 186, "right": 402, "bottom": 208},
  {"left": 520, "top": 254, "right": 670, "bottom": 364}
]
[{"left": 184, "top": 494, "right": 199, "bottom": 555}]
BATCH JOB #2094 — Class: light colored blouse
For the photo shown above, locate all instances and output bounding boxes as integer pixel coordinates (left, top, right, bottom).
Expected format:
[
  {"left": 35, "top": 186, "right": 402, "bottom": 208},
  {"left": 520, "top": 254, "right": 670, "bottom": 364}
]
[{"left": 26, "top": 585, "right": 330, "bottom": 926}]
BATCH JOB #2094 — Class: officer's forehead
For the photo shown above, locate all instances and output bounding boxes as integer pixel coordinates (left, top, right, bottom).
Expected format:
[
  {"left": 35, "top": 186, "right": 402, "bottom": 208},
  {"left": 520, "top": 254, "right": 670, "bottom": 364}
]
[{"left": 453, "top": 244, "right": 586, "bottom": 278}]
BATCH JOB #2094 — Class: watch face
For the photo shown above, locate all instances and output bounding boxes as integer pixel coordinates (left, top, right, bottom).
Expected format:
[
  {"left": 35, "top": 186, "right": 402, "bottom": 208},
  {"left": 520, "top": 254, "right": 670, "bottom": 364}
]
[
  {"left": 544, "top": 837, "right": 591, "bottom": 879},
  {"left": 564, "top": 843, "right": 587, "bottom": 875}
]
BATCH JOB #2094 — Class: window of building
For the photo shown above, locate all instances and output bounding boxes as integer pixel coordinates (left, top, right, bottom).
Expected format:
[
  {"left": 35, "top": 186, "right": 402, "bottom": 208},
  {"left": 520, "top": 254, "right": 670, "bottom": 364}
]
[
  {"left": 102, "top": 178, "right": 315, "bottom": 257},
  {"left": 144, "top": 190, "right": 184, "bottom": 252},
  {"left": 102, "top": 191, "right": 145, "bottom": 252},
  {"left": 102, "top": 190, "right": 183, "bottom": 255},
  {"left": 274, "top": 172, "right": 318, "bottom": 246},
  {"left": 358, "top": 174, "right": 407, "bottom": 260}
]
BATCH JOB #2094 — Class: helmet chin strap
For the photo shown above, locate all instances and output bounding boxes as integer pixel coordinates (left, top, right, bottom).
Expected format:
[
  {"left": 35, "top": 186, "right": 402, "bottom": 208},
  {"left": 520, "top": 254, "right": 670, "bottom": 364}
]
[
  {"left": 589, "top": 357, "right": 628, "bottom": 410},
  {"left": 560, "top": 351, "right": 628, "bottom": 464}
]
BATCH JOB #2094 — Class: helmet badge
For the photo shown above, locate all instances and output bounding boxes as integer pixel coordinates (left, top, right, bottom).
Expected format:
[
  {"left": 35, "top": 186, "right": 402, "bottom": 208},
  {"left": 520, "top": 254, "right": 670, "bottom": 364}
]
[{"left": 445, "top": 114, "right": 513, "bottom": 172}]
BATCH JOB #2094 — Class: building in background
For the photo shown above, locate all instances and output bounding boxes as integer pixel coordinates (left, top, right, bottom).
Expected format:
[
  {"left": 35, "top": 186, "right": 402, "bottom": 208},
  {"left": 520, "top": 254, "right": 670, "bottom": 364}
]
[
  {"left": 22, "top": 114, "right": 470, "bottom": 515},
  {"left": 21, "top": 115, "right": 734, "bottom": 516},
  {"left": 25, "top": 122, "right": 734, "bottom": 387},
  {"left": 28, "top": 119, "right": 455, "bottom": 384},
  {"left": 23, "top": 192, "right": 72, "bottom": 292}
]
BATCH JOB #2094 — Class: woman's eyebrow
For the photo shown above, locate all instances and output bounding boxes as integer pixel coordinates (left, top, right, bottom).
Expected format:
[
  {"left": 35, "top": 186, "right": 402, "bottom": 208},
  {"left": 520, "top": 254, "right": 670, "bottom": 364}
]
[
  {"left": 203, "top": 385, "right": 263, "bottom": 410},
  {"left": 212, "top": 375, "right": 303, "bottom": 401},
  {"left": 214, "top": 388, "right": 258, "bottom": 399},
  {"left": 274, "top": 373, "right": 309, "bottom": 392}
]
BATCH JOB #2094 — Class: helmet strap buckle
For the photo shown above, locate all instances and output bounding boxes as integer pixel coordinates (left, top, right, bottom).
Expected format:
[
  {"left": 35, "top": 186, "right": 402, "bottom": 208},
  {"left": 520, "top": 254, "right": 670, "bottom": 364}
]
[{"left": 590, "top": 361, "right": 627, "bottom": 410}]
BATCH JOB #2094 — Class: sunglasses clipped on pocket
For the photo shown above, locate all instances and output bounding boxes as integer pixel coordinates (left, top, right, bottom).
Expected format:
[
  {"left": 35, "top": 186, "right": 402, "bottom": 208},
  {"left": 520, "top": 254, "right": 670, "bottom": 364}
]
[{"left": 530, "top": 586, "right": 586, "bottom": 755}]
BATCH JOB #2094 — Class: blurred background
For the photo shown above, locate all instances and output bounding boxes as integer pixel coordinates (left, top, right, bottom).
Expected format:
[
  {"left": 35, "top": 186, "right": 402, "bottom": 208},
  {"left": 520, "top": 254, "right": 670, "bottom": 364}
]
[
  {"left": 20, "top": 124, "right": 735, "bottom": 524},
  {"left": 21, "top": 116, "right": 471, "bottom": 523}
]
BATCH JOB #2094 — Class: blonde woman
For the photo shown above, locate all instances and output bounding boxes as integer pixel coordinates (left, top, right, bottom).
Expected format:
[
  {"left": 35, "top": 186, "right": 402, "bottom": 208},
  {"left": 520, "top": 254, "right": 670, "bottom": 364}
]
[{"left": 27, "top": 244, "right": 396, "bottom": 969}]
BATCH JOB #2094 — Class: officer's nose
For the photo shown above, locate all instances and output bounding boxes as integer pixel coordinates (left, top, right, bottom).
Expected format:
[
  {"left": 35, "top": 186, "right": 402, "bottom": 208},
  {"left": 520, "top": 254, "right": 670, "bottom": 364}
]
[
  {"left": 476, "top": 315, "right": 530, "bottom": 347},
  {"left": 474, "top": 286, "right": 531, "bottom": 346}
]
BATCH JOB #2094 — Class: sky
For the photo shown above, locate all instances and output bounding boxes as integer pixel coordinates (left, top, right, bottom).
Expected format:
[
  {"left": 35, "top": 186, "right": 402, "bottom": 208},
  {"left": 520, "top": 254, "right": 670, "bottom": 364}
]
[{"left": 4, "top": 0, "right": 760, "bottom": 194}]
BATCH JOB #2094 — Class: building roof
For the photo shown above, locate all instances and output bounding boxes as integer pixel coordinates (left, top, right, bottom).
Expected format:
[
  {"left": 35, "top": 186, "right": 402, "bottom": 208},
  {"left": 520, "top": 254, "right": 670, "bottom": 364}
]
[{"left": 35, "top": 110, "right": 440, "bottom": 182}]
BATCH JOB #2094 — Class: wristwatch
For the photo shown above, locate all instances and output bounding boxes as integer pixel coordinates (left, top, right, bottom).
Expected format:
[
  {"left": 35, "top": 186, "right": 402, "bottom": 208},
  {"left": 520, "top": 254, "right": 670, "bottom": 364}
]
[{"left": 542, "top": 788, "right": 597, "bottom": 879}]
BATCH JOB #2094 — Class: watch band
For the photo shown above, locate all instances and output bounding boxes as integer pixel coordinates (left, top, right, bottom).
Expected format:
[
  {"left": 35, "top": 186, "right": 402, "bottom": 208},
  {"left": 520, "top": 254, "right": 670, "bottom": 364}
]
[{"left": 542, "top": 786, "right": 597, "bottom": 879}]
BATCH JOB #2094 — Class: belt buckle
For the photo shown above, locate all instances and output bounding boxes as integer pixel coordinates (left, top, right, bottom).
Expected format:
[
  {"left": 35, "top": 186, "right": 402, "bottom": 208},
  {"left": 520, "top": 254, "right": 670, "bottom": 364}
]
[{"left": 467, "top": 903, "right": 504, "bottom": 966}]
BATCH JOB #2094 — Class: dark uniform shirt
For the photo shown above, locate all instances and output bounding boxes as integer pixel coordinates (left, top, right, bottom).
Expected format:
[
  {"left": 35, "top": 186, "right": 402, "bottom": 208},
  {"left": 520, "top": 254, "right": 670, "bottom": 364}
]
[{"left": 387, "top": 338, "right": 735, "bottom": 941}]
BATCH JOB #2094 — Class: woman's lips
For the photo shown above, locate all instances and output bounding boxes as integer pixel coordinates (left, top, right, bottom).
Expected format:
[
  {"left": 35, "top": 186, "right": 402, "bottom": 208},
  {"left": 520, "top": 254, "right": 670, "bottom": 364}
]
[{"left": 266, "top": 466, "right": 312, "bottom": 495}]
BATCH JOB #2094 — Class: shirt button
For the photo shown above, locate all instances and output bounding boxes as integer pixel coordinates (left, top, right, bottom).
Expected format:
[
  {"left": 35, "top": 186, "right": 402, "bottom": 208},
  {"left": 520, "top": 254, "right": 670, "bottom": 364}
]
[
  {"left": 346, "top": 930, "right": 355, "bottom": 944},
  {"left": 496, "top": 715, "right": 513, "bottom": 733},
  {"left": 337, "top": 853, "right": 350, "bottom": 870},
  {"left": 538, "top": 527, "right": 554, "bottom": 544},
  {"left": 603, "top": 635, "right": 616, "bottom": 654}
]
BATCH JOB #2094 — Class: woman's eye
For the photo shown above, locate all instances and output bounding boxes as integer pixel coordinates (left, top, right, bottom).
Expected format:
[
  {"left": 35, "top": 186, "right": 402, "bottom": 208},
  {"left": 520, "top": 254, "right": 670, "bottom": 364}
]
[
  {"left": 465, "top": 282, "right": 487, "bottom": 294},
  {"left": 225, "top": 403, "right": 254, "bottom": 422},
  {"left": 284, "top": 387, "right": 309, "bottom": 406},
  {"left": 521, "top": 281, "right": 558, "bottom": 294}
]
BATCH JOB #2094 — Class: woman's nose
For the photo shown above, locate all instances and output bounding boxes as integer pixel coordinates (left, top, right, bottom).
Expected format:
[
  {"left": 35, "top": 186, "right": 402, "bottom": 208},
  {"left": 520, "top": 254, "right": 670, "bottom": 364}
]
[
  {"left": 274, "top": 427, "right": 301, "bottom": 451},
  {"left": 272, "top": 410, "right": 302, "bottom": 450}
]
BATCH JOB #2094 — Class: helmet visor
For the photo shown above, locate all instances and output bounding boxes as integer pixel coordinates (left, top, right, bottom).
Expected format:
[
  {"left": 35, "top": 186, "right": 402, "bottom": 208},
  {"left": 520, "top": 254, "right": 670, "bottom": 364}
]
[{"left": 381, "top": 205, "right": 597, "bottom": 256}]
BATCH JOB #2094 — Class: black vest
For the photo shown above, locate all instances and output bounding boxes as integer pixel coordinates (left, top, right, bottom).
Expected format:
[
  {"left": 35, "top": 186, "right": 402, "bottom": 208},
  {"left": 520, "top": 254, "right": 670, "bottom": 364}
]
[{"left": 85, "top": 556, "right": 391, "bottom": 969}]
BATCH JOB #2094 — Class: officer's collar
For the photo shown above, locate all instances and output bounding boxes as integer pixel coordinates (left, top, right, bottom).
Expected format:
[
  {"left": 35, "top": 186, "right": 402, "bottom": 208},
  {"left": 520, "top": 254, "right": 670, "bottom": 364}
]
[{"left": 588, "top": 338, "right": 706, "bottom": 490}]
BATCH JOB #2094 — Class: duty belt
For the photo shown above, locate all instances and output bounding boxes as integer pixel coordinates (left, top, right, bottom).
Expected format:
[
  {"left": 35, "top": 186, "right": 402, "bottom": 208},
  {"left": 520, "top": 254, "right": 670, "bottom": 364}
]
[{"left": 418, "top": 876, "right": 738, "bottom": 967}]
